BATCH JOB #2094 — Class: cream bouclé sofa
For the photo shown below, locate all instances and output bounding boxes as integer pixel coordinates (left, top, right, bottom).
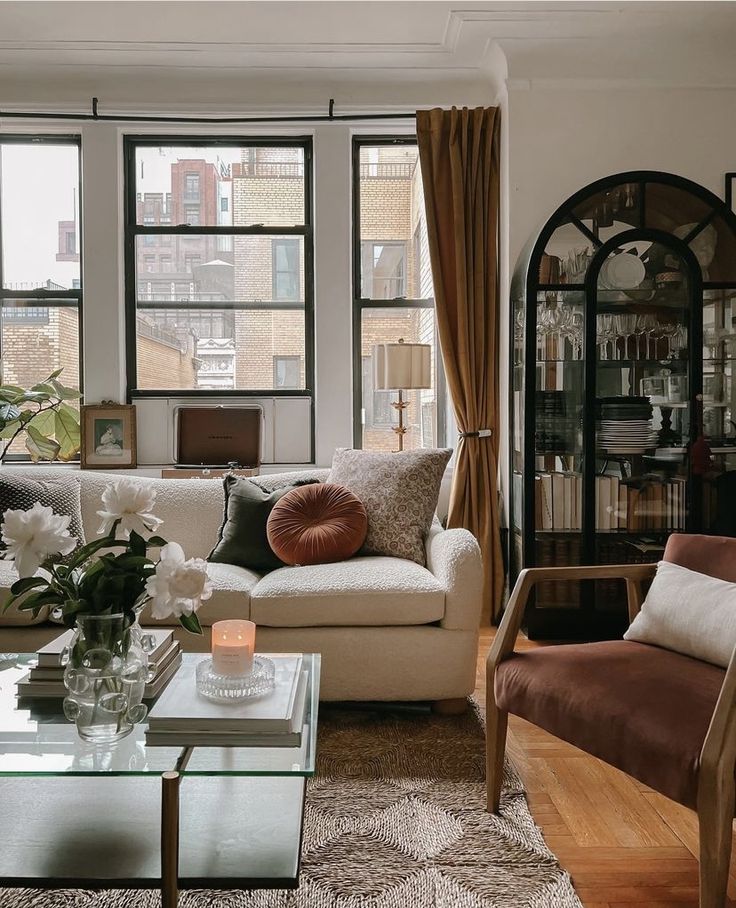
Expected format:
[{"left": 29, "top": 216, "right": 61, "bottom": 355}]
[{"left": 0, "top": 468, "right": 483, "bottom": 706}]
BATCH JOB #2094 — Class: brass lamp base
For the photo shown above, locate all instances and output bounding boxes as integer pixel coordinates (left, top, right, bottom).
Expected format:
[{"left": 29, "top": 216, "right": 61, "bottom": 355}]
[{"left": 391, "top": 389, "right": 409, "bottom": 452}]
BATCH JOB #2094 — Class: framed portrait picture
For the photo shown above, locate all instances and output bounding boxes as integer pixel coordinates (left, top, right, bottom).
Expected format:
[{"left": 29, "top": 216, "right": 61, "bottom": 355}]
[
  {"left": 81, "top": 403, "right": 137, "bottom": 469},
  {"left": 726, "top": 173, "right": 736, "bottom": 212}
]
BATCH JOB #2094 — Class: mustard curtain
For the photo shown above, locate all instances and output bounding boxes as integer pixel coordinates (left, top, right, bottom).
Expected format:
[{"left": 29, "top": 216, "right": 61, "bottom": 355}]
[{"left": 417, "top": 106, "right": 504, "bottom": 622}]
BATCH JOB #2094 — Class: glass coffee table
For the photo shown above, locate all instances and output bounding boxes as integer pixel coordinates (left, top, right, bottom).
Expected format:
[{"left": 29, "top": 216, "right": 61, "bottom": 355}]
[{"left": 0, "top": 652, "right": 319, "bottom": 907}]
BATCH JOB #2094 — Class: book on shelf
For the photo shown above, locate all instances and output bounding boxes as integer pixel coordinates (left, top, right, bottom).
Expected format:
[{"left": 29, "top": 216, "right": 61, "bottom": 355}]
[
  {"left": 535, "top": 471, "right": 688, "bottom": 533},
  {"left": 147, "top": 653, "right": 304, "bottom": 736},
  {"left": 17, "top": 651, "right": 182, "bottom": 701},
  {"left": 145, "top": 669, "right": 309, "bottom": 748},
  {"left": 35, "top": 627, "right": 175, "bottom": 669}
]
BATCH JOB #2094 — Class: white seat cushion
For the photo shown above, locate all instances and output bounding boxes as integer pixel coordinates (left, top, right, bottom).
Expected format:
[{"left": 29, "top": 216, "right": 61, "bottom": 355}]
[
  {"left": 250, "top": 556, "right": 445, "bottom": 627},
  {"left": 139, "top": 562, "right": 260, "bottom": 627}
]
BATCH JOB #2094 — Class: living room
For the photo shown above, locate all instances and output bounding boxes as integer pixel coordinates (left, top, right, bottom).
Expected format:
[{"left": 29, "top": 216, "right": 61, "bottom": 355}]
[{"left": 0, "top": 2, "right": 735, "bottom": 907}]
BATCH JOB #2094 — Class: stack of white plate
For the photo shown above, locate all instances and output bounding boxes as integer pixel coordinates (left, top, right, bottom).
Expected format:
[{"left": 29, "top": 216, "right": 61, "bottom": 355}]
[{"left": 598, "top": 420, "right": 658, "bottom": 453}]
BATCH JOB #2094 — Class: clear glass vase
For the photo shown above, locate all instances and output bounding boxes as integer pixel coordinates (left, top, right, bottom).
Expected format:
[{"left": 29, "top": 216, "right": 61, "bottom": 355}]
[{"left": 62, "top": 612, "right": 152, "bottom": 744}]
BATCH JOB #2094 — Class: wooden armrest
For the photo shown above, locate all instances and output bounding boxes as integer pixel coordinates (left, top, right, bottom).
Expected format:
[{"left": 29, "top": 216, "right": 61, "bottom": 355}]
[
  {"left": 699, "top": 643, "right": 736, "bottom": 802},
  {"left": 486, "top": 563, "right": 657, "bottom": 675}
]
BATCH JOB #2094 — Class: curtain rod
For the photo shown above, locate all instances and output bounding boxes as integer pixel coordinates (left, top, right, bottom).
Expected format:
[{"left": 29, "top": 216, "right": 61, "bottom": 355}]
[{"left": 0, "top": 97, "right": 417, "bottom": 125}]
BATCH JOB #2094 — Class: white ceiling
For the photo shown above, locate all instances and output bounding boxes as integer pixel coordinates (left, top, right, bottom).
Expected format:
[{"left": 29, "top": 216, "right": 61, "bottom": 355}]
[{"left": 0, "top": 1, "right": 734, "bottom": 110}]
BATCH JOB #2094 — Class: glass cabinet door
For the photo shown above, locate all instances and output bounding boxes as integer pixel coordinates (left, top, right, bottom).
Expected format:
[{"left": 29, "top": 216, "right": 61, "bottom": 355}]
[{"left": 592, "top": 239, "right": 693, "bottom": 611}]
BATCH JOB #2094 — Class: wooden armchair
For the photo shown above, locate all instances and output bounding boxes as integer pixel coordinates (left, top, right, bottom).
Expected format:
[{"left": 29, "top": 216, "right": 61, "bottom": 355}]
[{"left": 486, "top": 534, "right": 736, "bottom": 908}]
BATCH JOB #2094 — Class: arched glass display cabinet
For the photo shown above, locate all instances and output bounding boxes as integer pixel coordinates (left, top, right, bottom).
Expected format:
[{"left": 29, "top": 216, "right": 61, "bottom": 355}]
[{"left": 510, "top": 171, "right": 736, "bottom": 639}]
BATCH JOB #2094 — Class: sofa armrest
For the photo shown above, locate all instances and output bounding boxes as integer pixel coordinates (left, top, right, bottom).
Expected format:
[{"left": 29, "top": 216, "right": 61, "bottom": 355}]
[{"left": 425, "top": 523, "right": 483, "bottom": 630}]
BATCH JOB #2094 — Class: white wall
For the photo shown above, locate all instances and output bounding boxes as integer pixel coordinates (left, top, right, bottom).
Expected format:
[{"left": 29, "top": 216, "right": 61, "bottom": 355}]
[{"left": 508, "top": 86, "right": 736, "bottom": 268}]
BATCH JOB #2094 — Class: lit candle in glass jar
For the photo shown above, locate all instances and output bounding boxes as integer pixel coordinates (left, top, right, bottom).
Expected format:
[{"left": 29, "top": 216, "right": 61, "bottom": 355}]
[{"left": 211, "top": 620, "right": 255, "bottom": 677}]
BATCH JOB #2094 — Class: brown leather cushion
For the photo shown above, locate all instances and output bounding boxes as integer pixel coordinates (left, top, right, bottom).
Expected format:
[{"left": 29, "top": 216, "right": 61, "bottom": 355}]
[
  {"left": 266, "top": 483, "right": 368, "bottom": 566},
  {"left": 664, "top": 533, "right": 736, "bottom": 582},
  {"left": 495, "top": 640, "right": 725, "bottom": 808}
]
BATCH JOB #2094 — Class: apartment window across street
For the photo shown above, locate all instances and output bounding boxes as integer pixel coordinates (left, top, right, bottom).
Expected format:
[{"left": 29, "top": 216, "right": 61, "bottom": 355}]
[
  {"left": 0, "top": 136, "right": 82, "bottom": 458},
  {"left": 353, "top": 138, "right": 444, "bottom": 452},
  {"left": 125, "top": 137, "right": 313, "bottom": 395},
  {"left": 272, "top": 238, "right": 301, "bottom": 301}
]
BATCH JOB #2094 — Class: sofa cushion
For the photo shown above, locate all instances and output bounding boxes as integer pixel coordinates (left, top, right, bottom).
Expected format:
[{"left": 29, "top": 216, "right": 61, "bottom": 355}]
[
  {"left": 495, "top": 640, "right": 725, "bottom": 808},
  {"left": 1, "top": 472, "right": 86, "bottom": 548},
  {"left": 625, "top": 560, "right": 736, "bottom": 668},
  {"left": 0, "top": 561, "right": 50, "bottom": 626},
  {"left": 139, "top": 562, "right": 259, "bottom": 627},
  {"left": 250, "top": 556, "right": 445, "bottom": 627},
  {"left": 327, "top": 447, "right": 451, "bottom": 566},
  {"left": 267, "top": 483, "right": 367, "bottom": 566}
]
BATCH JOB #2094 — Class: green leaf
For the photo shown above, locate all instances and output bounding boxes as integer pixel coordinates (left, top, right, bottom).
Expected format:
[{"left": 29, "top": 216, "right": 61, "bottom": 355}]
[
  {"left": 25, "top": 425, "right": 60, "bottom": 463},
  {"left": 147, "top": 535, "right": 169, "bottom": 547},
  {"left": 50, "top": 380, "right": 81, "bottom": 401},
  {"left": 9, "top": 576, "right": 49, "bottom": 596},
  {"left": 45, "top": 368, "right": 64, "bottom": 381},
  {"left": 0, "top": 403, "right": 20, "bottom": 422},
  {"left": 17, "top": 590, "right": 63, "bottom": 612},
  {"left": 54, "top": 405, "right": 81, "bottom": 460},
  {"left": 0, "top": 419, "right": 21, "bottom": 440},
  {"left": 27, "top": 408, "right": 56, "bottom": 436},
  {"left": 179, "top": 612, "right": 203, "bottom": 635},
  {"left": 31, "top": 382, "right": 56, "bottom": 396}
]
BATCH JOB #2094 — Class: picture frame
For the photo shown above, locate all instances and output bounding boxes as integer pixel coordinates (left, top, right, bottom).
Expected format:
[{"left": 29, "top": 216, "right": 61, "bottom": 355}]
[
  {"left": 80, "top": 403, "right": 137, "bottom": 469},
  {"left": 726, "top": 173, "right": 736, "bottom": 212}
]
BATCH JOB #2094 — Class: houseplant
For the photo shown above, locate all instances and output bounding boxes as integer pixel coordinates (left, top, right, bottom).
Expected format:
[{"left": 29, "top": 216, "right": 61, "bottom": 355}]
[
  {"left": 0, "top": 366, "right": 81, "bottom": 463},
  {"left": 1, "top": 478, "right": 211, "bottom": 742}
]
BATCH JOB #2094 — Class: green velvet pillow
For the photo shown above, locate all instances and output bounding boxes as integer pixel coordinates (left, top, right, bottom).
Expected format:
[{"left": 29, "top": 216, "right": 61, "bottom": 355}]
[{"left": 208, "top": 476, "right": 318, "bottom": 572}]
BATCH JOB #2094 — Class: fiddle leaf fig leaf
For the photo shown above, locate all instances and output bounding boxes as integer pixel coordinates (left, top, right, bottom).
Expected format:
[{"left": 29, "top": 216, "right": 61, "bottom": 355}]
[{"left": 25, "top": 425, "right": 60, "bottom": 463}]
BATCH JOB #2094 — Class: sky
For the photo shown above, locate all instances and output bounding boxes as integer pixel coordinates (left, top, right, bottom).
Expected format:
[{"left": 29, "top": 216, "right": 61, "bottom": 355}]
[{"left": 1, "top": 143, "right": 80, "bottom": 290}]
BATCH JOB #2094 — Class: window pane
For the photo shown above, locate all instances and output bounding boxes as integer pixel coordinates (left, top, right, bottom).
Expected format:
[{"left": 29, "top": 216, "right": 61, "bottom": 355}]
[
  {"left": 1, "top": 143, "right": 80, "bottom": 290},
  {"left": 134, "top": 145, "right": 305, "bottom": 227},
  {"left": 135, "top": 235, "right": 304, "bottom": 305},
  {"left": 136, "top": 309, "right": 305, "bottom": 392},
  {"left": 360, "top": 307, "right": 437, "bottom": 452},
  {"left": 358, "top": 145, "right": 432, "bottom": 301},
  {"left": 0, "top": 302, "right": 80, "bottom": 455}
]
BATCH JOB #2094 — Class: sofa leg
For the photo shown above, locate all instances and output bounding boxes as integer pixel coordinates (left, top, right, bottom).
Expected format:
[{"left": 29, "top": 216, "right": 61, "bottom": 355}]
[
  {"left": 486, "top": 697, "right": 508, "bottom": 814},
  {"left": 431, "top": 698, "right": 468, "bottom": 716},
  {"left": 697, "top": 770, "right": 734, "bottom": 908}
]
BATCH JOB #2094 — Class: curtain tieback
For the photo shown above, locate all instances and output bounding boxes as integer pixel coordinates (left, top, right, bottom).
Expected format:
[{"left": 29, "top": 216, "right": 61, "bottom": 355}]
[{"left": 459, "top": 429, "right": 493, "bottom": 439}]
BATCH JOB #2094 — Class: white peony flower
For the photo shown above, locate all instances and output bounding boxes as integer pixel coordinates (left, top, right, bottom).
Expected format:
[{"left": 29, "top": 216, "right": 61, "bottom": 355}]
[
  {"left": 145, "top": 542, "right": 212, "bottom": 621},
  {"left": 1, "top": 502, "right": 77, "bottom": 578},
  {"left": 97, "top": 478, "right": 163, "bottom": 538}
]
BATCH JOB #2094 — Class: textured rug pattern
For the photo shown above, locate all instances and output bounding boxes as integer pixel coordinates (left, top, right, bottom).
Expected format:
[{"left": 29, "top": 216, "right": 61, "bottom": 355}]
[{"left": 0, "top": 705, "right": 582, "bottom": 907}]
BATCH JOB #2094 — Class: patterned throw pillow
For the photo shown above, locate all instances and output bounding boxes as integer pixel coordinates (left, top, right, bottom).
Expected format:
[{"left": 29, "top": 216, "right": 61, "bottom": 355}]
[
  {"left": 327, "top": 448, "right": 452, "bottom": 565},
  {"left": 0, "top": 473, "right": 86, "bottom": 550}
]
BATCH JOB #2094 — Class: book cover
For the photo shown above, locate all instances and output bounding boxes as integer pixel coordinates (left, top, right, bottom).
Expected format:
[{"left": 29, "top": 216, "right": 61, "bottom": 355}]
[
  {"left": 36, "top": 628, "right": 174, "bottom": 668},
  {"left": 16, "top": 653, "right": 183, "bottom": 701},
  {"left": 146, "top": 669, "right": 309, "bottom": 748},
  {"left": 147, "top": 653, "right": 304, "bottom": 733}
]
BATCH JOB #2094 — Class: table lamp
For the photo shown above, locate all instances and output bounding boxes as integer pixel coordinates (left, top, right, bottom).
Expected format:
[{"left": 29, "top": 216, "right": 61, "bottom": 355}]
[{"left": 372, "top": 338, "right": 432, "bottom": 451}]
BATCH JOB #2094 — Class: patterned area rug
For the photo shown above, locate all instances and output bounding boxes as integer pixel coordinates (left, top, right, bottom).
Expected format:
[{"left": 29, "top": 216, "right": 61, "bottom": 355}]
[{"left": 0, "top": 704, "right": 582, "bottom": 907}]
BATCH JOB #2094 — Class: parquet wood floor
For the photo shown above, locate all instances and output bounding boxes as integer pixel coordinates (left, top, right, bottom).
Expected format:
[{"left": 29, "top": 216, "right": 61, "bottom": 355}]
[{"left": 475, "top": 630, "right": 736, "bottom": 908}]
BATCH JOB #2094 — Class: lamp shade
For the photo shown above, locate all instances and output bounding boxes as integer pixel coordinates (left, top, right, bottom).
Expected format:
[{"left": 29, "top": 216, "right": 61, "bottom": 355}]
[{"left": 373, "top": 339, "right": 432, "bottom": 391}]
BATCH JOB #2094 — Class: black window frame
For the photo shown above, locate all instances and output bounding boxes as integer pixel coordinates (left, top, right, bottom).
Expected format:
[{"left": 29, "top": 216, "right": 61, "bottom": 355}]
[
  {"left": 352, "top": 136, "right": 445, "bottom": 448},
  {"left": 0, "top": 134, "right": 83, "bottom": 462},
  {"left": 124, "top": 135, "right": 314, "bottom": 400}
]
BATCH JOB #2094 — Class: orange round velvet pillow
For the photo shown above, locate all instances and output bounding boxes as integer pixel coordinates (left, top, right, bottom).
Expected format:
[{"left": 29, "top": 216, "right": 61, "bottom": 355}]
[{"left": 266, "top": 483, "right": 368, "bottom": 566}]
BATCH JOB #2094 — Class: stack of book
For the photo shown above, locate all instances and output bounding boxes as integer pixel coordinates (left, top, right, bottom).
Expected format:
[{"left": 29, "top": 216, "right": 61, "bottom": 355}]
[
  {"left": 16, "top": 628, "right": 182, "bottom": 700},
  {"left": 146, "top": 654, "right": 308, "bottom": 748}
]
